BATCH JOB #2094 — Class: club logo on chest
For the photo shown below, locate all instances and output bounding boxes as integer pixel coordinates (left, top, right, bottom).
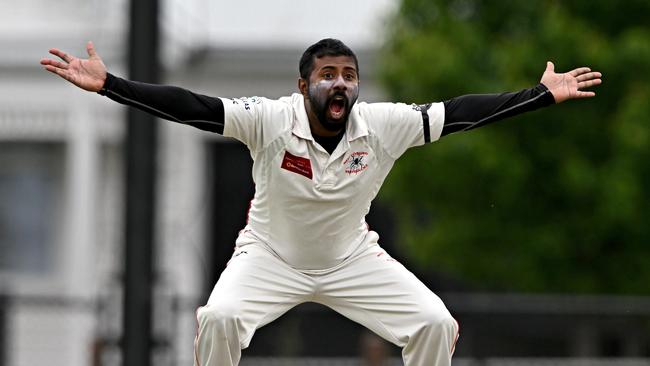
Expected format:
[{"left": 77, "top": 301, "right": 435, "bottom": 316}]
[{"left": 344, "top": 151, "right": 369, "bottom": 175}]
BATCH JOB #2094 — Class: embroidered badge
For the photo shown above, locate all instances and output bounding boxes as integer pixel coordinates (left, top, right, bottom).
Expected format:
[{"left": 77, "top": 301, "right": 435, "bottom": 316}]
[
  {"left": 344, "top": 152, "right": 369, "bottom": 174},
  {"left": 281, "top": 151, "right": 313, "bottom": 179}
]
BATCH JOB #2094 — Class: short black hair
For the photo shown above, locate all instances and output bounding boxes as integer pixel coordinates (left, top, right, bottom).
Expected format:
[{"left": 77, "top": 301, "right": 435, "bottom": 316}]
[{"left": 299, "top": 38, "right": 359, "bottom": 81}]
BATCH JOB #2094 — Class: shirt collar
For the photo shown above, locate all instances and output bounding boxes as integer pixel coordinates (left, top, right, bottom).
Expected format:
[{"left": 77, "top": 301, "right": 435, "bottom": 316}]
[
  {"left": 290, "top": 93, "right": 369, "bottom": 142},
  {"left": 291, "top": 93, "right": 313, "bottom": 140}
]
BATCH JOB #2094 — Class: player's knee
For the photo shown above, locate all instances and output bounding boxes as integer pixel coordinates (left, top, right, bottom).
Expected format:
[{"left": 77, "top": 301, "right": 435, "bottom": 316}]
[
  {"left": 196, "top": 304, "right": 241, "bottom": 331},
  {"left": 421, "top": 310, "right": 457, "bottom": 337}
]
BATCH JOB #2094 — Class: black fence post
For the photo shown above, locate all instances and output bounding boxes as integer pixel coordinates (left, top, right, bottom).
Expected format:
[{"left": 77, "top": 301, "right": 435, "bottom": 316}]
[{"left": 123, "top": 0, "right": 159, "bottom": 365}]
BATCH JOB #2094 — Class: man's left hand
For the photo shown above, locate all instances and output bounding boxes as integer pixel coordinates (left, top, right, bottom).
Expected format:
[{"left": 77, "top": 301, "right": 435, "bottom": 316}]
[{"left": 541, "top": 61, "right": 602, "bottom": 103}]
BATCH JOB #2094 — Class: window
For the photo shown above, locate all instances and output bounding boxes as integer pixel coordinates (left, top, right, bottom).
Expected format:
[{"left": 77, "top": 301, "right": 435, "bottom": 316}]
[{"left": 0, "top": 142, "right": 64, "bottom": 274}]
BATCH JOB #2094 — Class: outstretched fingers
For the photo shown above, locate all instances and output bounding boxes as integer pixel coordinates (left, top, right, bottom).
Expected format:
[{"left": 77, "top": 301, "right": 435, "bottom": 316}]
[
  {"left": 568, "top": 67, "right": 592, "bottom": 77},
  {"left": 49, "top": 48, "right": 74, "bottom": 63},
  {"left": 570, "top": 67, "right": 602, "bottom": 99},
  {"left": 43, "top": 64, "right": 73, "bottom": 83},
  {"left": 40, "top": 58, "right": 69, "bottom": 70},
  {"left": 577, "top": 78, "right": 602, "bottom": 90},
  {"left": 543, "top": 62, "right": 602, "bottom": 102},
  {"left": 574, "top": 90, "right": 596, "bottom": 99},
  {"left": 576, "top": 70, "right": 602, "bottom": 94},
  {"left": 86, "top": 41, "right": 98, "bottom": 58},
  {"left": 41, "top": 48, "right": 78, "bottom": 83},
  {"left": 41, "top": 43, "right": 106, "bottom": 92},
  {"left": 576, "top": 71, "right": 602, "bottom": 82}
]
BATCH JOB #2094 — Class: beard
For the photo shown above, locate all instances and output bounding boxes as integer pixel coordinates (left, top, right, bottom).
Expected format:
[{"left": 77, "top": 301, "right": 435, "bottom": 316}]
[{"left": 308, "top": 82, "right": 359, "bottom": 132}]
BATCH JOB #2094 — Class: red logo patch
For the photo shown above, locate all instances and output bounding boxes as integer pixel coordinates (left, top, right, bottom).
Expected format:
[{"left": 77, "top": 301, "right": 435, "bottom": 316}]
[{"left": 281, "top": 151, "right": 313, "bottom": 179}]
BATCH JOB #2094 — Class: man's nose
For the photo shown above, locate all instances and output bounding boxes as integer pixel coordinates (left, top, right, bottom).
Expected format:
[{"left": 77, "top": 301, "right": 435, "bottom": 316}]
[{"left": 332, "top": 75, "right": 347, "bottom": 90}]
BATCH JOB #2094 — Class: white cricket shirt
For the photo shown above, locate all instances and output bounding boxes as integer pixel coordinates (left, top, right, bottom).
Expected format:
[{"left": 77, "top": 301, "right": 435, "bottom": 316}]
[{"left": 221, "top": 93, "right": 444, "bottom": 271}]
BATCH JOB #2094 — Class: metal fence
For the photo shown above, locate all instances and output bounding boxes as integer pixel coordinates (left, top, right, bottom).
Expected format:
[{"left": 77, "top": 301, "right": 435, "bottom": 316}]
[
  {"left": 239, "top": 357, "right": 650, "bottom": 366},
  {"left": 2, "top": 291, "right": 650, "bottom": 366}
]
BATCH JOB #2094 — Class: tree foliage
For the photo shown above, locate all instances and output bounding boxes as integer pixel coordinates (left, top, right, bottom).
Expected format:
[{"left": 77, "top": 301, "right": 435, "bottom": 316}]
[{"left": 379, "top": 0, "right": 650, "bottom": 293}]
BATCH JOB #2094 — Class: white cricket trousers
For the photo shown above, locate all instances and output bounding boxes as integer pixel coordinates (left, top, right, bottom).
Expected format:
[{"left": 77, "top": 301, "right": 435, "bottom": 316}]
[{"left": 194, "top": 234, "right": 459, "bottom": 366}]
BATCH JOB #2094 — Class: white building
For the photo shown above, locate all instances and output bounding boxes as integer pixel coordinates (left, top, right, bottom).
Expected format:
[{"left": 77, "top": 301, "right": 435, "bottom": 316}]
[{"left": 0, "top": 1, "right": 395, "bottom": 365}]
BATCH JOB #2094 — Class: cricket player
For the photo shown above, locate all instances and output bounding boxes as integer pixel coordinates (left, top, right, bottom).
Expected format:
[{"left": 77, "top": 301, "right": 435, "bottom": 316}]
[{"left": 41, "top": 38, "right": 601, "bottom": 366}]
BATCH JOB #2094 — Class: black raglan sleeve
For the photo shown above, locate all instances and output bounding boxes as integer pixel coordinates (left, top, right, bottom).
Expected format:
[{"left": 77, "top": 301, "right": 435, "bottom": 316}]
[
  {"left": 441, "top": 83, "right": 555, "bottom": 137},
  {"left": 98, "top": 73, "right": 225, "bottom": 134}
]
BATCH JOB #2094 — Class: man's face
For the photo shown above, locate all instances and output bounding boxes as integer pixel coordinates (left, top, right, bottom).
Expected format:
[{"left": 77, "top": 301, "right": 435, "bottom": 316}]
[{"left": 305, "top": 55, "right": 359, "bottom": 132}]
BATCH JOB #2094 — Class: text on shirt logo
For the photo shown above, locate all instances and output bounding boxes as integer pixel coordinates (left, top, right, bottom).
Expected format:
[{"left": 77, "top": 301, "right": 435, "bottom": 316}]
[
  {"left": 344, "top": 152, "right": 369, "bottom": 174},
  {"left": 281, "top": 151, "right": 313, "bottom": 180},
  {"left": 232, "top": 96, "right": 261, "bottom": 111}
]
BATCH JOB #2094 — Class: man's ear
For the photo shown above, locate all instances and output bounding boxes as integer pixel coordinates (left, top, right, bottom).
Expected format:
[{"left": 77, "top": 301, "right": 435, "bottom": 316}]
[{"left": 298, "top": 78, "right": 309, "bottom": 98}]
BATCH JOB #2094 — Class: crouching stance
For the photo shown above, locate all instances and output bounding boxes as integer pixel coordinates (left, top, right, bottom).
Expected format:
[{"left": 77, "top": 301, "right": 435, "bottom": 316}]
[
  {"left": 195, "top": 237, "right": 458, "bottom": 366},
  {"left": 41, "top": 36, "right": 601, "bottom": 365}
]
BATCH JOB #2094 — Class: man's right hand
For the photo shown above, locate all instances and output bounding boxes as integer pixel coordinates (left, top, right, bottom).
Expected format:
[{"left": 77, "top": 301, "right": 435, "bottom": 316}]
[{"left": 40, "top": 41, "right": 107, "bottom": 92}]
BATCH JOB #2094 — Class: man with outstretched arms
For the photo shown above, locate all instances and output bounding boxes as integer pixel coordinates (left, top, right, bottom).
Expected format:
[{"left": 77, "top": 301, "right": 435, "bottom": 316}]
[{"left": 41, "top": 39, "right": 601, "bottom": 366}]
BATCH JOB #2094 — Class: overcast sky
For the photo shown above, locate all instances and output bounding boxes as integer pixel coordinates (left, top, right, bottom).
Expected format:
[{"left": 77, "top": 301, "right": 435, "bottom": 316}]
[
  {"left": 207, "top": 0, "right": 398, "bottom": 48},
  {"left": 0, "top": 0, "right": 400, "bottom": 67}
]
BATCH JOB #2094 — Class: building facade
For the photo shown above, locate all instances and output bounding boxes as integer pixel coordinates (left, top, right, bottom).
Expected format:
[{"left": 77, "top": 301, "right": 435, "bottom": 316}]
[{"left": 0, "top": 1, "right": 389, "bottom": 365}]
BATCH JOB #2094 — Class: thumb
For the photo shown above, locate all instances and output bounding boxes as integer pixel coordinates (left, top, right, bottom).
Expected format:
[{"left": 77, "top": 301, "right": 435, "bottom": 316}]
[
  {"left": 86, "top": 41, "right": 98, "bottom": 58},
  {"left": 545, "top": 61, "right": 555, "bottom": 73}
]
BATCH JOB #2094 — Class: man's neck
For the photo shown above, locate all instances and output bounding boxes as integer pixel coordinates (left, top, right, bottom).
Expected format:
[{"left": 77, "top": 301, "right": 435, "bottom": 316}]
[{"left": 313, "top": 129, "right": 345, "bottom": 155}]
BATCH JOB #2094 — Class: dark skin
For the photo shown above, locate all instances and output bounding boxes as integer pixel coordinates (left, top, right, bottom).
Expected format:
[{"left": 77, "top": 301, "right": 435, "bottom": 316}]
[{"left": 298, "top": 55, "right": 360, "bottom": 138}]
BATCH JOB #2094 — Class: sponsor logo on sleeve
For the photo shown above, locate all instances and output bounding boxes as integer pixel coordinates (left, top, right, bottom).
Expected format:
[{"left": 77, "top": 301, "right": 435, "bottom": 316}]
[{"left": 232, "top": 96, "right": 262, "bottom": 110}]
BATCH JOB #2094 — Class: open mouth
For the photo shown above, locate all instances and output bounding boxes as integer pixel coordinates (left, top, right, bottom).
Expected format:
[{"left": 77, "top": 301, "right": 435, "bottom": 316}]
[{"left": 328, "top": 96, "right": 346, "bottom": 120}]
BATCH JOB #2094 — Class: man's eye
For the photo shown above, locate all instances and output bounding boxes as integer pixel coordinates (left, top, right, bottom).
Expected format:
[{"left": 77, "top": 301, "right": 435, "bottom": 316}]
[
  {"left": 323, "top": 73, "right": 334, "bottom": 79},
  {"left": 345, "top": 74, "right": 356, "bottom": 81}
]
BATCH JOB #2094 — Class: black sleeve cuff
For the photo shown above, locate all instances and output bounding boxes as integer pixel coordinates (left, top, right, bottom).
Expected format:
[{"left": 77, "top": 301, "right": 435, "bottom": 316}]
[
  {"left": 536, "top": 83, "right": 556, "bottom": 105},
  {"left": 97, "top": 73, "right": 117, "bottom": 96}
]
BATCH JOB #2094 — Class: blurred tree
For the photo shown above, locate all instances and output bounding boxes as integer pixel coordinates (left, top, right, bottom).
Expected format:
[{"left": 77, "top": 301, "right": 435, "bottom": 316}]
[{"left": 379, "top": 0, "right": 650, "bottom": 294}]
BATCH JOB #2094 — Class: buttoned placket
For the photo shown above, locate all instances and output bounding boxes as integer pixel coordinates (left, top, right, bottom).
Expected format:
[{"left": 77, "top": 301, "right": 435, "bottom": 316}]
[
  {"left": 290, "top": 95, "right": 368, "bottom": 190},
  {"left": 316, "top": 137, "right": 350, "bottom": 189}
]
